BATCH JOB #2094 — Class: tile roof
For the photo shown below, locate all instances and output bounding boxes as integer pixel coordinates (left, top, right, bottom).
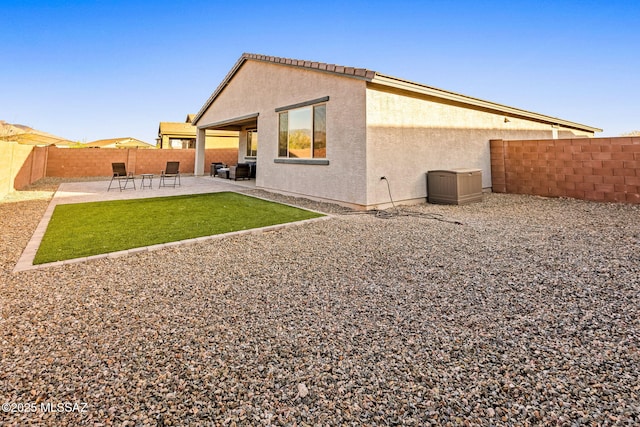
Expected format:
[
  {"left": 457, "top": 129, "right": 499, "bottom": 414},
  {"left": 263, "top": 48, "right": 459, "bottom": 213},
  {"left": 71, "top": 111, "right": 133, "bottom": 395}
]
[
  {"left": 0, "top": 133, "right": 74, "bottom": 146},
  {"left": 193, "top": 53, "right": 601, "bottom": 133},
  {"left": 241, "top": 53, "right": 376, "bottom": 80},
  {"left": 159, "top": 122, "right": 195, "bottom": 136},
  {"left": 0, "top": 121, "right": 74, "bottom": 146},
  {"left": 192, "top": 53, "right": 376, "bottom": 125}
]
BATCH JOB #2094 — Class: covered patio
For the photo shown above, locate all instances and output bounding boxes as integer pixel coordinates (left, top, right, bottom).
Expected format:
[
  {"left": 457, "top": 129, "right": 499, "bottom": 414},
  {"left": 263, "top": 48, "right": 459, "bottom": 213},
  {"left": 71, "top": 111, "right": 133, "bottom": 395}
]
[{"left": 194, "top": 113, "right": 258, "bottom": 176}]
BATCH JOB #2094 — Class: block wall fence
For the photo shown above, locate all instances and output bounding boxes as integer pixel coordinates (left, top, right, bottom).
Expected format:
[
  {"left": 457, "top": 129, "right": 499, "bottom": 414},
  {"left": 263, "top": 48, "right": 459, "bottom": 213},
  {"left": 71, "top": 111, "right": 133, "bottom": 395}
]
[
  {"left": 490, "top": 137, "right": 640, "bottom": 204},
  {"left": 1, "top": 144, "right": 239, "bottom": 195},
  {"left": 5, "top": 139, "right": 640, "bottom": 204},
  {"left": 0, "top": 142, "right": 45, "bottom": 199}
]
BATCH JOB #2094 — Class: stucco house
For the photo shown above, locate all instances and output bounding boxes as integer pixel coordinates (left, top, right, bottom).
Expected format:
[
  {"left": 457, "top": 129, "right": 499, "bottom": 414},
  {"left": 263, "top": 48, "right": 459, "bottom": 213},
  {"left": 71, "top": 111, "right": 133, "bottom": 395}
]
[{"left": 192, "top": 53, "right": 600, "bottom": 209}]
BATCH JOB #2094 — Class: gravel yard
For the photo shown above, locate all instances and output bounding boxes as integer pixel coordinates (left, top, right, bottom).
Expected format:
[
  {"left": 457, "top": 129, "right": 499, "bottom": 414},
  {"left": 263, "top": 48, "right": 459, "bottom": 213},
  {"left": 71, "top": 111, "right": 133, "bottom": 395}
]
[{"left": 1, "top": 183, "right": 639, "bottom": 426}]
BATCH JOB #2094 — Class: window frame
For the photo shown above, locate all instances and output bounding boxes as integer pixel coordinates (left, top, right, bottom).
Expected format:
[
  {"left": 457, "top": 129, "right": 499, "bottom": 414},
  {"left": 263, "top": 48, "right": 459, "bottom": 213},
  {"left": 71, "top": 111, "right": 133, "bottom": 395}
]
[
  {"left": 276, "top": 97, "right": 328, "bottom": 160},
  {"left": 246, "top": 129, "right": 257, "bottom": 157}
]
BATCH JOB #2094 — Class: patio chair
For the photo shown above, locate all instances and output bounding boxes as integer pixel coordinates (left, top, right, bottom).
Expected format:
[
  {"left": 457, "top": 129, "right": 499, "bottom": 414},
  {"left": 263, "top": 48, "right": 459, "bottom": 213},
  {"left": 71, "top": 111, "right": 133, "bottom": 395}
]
[
  {"left": 246, "top": 161, "right": 257, "bottom": 178},
  {"left": 107, "top": 162, "right": 136, "bottom": 191},
  {"left": 229, "top": 163, "right": 251, "bottom": 181},
  {"left": 210, "top": 162, "right": 226, "bottom": 177},
  {"left": 159, "top": 161, "right": 181, "bottom": 188}
]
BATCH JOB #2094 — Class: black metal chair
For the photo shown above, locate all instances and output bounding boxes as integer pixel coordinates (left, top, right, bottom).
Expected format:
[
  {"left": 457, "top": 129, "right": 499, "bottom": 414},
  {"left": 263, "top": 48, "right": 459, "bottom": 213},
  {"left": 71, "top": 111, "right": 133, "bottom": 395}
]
[
  {"left": 107, "top": 162, "right": 135, "bottom": 191},
  {"left": 159, "top": 161, "right": 181, "bottom": 188}
]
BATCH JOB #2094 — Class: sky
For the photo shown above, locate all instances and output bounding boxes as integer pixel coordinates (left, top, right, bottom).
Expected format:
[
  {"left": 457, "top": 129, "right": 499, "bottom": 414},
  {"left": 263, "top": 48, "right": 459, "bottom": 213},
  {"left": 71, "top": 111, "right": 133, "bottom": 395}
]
[{"left": 1, "top": 0, "right": 638, "bottom": 143}]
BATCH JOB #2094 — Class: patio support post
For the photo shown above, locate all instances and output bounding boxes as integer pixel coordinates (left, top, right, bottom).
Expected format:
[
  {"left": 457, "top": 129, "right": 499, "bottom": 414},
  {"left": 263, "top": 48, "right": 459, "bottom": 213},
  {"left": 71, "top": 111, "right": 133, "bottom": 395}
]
[{"left": 194, "top": 127, "right": 206, "bottom": 176}]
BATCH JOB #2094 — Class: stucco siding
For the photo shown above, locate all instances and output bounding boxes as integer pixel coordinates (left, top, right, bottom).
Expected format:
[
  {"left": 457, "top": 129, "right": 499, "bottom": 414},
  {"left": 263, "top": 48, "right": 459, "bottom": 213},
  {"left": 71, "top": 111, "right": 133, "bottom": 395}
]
[
  {"left": 195, "top": 55, "right": 596, "bottom": 209},
  {"left": 365, "top": 86, "right": 592, "bottom": 207},
  {"left": 197, "top": 60, "right": 368, "bottom": 205}
]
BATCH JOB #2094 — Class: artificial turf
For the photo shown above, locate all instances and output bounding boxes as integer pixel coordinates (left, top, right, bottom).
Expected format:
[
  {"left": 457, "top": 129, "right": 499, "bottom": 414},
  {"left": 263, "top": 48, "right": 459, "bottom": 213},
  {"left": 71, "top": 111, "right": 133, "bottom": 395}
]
[{"left": 33, "top": 192, "right": 323, "bottom": 264}]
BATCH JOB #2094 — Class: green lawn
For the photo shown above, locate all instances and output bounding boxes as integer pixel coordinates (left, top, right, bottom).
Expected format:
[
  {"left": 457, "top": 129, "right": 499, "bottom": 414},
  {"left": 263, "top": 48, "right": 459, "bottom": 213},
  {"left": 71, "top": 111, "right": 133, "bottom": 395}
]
[{"left": 34, "top": 192, "right": 324, "bottom": 264}]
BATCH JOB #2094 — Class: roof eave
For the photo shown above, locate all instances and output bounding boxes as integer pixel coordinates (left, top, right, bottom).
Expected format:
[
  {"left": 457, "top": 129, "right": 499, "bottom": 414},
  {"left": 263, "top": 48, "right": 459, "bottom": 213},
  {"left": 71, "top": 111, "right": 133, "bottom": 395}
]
[
  {"left": 193, "top": 53, "right": 601, "bottom": 134},
  {"left": 370, "top": 74, "right": 602, "bottom": 133},
  {"left": 192, "top": 55, "right": 249, "bottom": 125},
  {"left": 192, "top": 53, "right": 376, "bottom": 125}
]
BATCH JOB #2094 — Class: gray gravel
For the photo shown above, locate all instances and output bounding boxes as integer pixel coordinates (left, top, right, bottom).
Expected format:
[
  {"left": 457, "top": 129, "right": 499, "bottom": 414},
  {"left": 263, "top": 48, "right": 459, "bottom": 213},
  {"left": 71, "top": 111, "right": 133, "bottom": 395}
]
[{"left": 1, "top": 186, "right": 639, "bottom": 426}]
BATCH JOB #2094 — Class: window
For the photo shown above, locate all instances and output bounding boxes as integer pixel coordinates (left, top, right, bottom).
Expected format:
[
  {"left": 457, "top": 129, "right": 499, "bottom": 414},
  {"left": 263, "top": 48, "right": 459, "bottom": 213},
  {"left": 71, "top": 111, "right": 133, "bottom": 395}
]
[
  {"left": 278, "top": 104, "right": 326, "bottom": 158},
  {"left": 246, "top": 129, "right": 257, "bottom": 157},
  {"left": 170, "top": 138, "right": 195, "bottom": 149}
]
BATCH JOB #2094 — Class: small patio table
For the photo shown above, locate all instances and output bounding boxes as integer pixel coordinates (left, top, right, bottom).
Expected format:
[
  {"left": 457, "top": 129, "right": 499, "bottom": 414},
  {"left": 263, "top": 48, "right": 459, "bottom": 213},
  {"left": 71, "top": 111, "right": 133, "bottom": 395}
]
[
  {"left": 140, "top": 174, "right": 154, "bottom": 189},
  {"left": 217, "top": 168, "right": 230, "bottom": 179}
]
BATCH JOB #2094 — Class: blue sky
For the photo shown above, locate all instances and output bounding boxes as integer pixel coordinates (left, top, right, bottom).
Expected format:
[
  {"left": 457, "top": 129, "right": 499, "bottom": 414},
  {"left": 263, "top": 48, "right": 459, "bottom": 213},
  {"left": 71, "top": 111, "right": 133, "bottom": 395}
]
[{"left": 1, "top": 0, "right": 638, "bottom": 143}]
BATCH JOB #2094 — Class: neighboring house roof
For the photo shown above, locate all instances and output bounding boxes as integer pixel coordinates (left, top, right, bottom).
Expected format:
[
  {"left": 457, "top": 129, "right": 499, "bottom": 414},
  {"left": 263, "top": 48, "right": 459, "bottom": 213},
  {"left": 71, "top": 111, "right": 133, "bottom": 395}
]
[
  {"left": 84, "top": 137, "right": 156, "bottom": 149},
  {"left": 0, "top": 133, "right": 74, "bottom": 146},
  {"left": 193, "top": 53, "right": 601, "bottom": 134},
  {"left": 0, "top": 120, "right": 74, "bottom": 146},
  {"left": 158, "top": 121, "right": 196, "bottom": 138},
  {"left": 158, "top": 119, "right": 239, "bottom": 138}
]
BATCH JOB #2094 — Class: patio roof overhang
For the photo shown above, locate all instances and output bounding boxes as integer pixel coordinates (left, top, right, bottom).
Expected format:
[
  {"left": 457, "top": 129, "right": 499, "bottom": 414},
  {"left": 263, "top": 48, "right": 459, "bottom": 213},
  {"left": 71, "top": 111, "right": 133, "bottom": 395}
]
[{"left": 196, "top": 112, "right": 259, "bottom": 131}]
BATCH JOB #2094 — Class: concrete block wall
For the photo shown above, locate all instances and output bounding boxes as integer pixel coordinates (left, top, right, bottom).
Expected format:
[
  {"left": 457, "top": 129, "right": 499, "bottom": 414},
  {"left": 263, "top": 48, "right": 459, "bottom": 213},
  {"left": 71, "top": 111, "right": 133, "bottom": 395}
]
[
  {"left": 46, "top": 147, "right": 129, "bottom": 177},
  {"left": 491, "top": 137, "right": 640, "bottom": 204},
  {"left": 13, "top": 146, "right": 48, "bottom": 190},
  {"left": 203, "top": 149, "right": 239, "bottom": 171},
  {"left": 43, "top": 147, "right": 239, "bottom": 178},
  {"left": 0, "top": 141, "right": 46, "bottom": 199},
  {"left": 7, "top": 146, "right": 239, "bottom": 191}
]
